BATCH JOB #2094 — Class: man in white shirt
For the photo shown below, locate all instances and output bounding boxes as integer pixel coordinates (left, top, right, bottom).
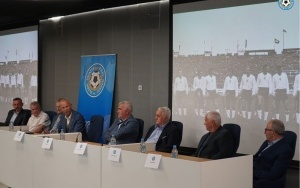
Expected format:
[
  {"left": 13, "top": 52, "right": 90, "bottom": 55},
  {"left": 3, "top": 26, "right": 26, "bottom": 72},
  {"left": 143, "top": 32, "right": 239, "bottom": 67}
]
[
  {"left": 10, "top": 72, "right": 17, "bottom": 102},
  {"left": 272, "top": 65, "right": 289, "bottom": 122},
  {"left": 223, "top": 69, "right": 239, "bottom": 119},
  {"left": 193, "top": 70, "right": 205, "bottom": 116},
  {"left": 174, "top": 70, "right": 189, "bottom": 116},
  {"left": 204, "top": 68, "right": 218, "bottom": 112},
  {"left": 239, "top": 67, "right": 257, "bottom": 119},
  {"left": 29, "top": 72, "right": 38, "bottom": 101},
  {"left": 0, "top": 70, "right": 3, "bottom": 102},
  {"left": 5, "top": 73, "right": 10, "bottom": 102},
  {"left": 27, "top": 101, "right": 51, "bottom": 133},
  {"left": 256, "top": 65, "right": 273, "bottom": 121},
  {"left": 293, "top": 73, "right": 300, "bottom": 124},
  {"left": 17, "top": 69, "right": 24, "bottom": 96}
]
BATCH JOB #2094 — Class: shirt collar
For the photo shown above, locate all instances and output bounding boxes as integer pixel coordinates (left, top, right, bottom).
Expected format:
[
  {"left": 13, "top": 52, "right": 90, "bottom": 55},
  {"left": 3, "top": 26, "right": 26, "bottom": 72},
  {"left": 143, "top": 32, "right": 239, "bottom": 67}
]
[
  {"left": 155, "top": 123, "right": 167, "bottom": 130},
  {"left": 270, "top": 137, "right": 283, "bottom": 145},
  {"left": 65, "top": 112, "right": 72, "bottom": 120}
]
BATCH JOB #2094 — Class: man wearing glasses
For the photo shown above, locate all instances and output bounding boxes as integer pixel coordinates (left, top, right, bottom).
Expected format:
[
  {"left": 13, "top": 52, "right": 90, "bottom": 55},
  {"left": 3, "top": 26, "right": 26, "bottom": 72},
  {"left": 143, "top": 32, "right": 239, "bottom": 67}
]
[{"left": 253, "top": 119, "right": 293, "bottom": 188}]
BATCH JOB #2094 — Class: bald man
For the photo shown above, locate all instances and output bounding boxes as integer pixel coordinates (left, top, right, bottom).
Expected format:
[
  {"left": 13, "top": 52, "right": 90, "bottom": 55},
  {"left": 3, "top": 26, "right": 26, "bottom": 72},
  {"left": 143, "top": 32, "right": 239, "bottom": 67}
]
[{"left": 56, "top": 99, "right": 87, "bottom": 141}]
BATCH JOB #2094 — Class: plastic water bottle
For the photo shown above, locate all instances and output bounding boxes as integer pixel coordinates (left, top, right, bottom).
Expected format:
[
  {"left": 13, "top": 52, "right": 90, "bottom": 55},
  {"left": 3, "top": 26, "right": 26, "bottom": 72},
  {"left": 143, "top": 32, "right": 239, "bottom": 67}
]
[
  {"left": 9, "top": 122, "right": 14, "bottom": 132},
  {"left": 109, "top": 134, "right": 116, "bottom": 145},
  {"left": 140, "top": 138, "right": 146, "bottom": 153},
  {"left": 60, "top": 129, "right": 65, "bottom": 140},
  {"left": 171, "top": 145, "right": 178, "bottom": 158}
]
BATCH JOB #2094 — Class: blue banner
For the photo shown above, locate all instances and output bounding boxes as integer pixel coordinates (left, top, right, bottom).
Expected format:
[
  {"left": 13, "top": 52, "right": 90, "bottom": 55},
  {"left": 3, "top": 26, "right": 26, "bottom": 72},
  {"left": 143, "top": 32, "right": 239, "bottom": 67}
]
[{"left": 78, "top": 54, "right": 116, "bottom": 142}]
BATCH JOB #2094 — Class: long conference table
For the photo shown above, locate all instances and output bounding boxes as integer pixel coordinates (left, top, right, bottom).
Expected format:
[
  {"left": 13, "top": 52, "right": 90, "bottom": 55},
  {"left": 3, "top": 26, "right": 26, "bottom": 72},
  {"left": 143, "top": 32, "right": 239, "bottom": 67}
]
[{"left": 0, "top": 129, "right": 253, "bottom": 188}]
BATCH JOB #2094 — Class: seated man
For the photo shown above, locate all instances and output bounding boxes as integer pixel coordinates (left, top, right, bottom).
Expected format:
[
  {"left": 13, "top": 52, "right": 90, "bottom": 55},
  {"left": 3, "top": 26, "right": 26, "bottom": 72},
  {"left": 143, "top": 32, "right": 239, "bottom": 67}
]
[
  {"left": 103, "top": 101, "right": 139, "bottom": 144},
  {"left": 253, "top": 119, "right": 293, "bottom": 188},
  {"left": 56, "top": 99, "right": 87, "bottom": 141},
  {"left": 48, "top": 98, "right": 65, "bottom": 132},
  {"left": 194, "top": 111, "right": 234, "bottom": 159},
  {"left": 145, "top": 107, "right": 181, "bottom": 153},
  {"left": 27, "top": 101, "right": 51, "bottom": 133},
  {"left": 4, "top": 97, "right": 30, "bottom": 126}
]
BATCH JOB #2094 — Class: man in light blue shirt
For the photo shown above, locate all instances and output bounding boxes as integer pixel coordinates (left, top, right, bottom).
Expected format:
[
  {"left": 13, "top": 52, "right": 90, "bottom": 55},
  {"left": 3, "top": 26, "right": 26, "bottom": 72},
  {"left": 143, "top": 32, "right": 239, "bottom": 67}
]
[{"left": 145, "top": 107, "right": 181, "bottom": 153}]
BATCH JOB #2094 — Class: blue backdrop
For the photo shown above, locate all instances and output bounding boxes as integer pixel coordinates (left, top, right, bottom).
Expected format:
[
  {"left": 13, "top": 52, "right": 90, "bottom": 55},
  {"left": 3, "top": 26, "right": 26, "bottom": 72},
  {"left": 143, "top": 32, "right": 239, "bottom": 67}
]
[{"left": 78, "top": 54, "right": 116, "bottom": 142}]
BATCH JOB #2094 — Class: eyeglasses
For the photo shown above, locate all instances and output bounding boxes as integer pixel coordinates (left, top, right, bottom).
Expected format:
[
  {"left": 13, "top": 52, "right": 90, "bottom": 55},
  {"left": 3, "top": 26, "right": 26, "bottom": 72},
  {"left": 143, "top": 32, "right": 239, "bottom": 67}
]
[{"left": 264, "top": 128, "right": 274, "bottom": 132}]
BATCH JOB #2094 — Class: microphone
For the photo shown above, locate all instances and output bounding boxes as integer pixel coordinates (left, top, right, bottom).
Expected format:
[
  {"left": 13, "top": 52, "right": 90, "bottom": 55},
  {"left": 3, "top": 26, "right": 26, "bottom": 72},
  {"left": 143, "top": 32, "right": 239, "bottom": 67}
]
[{"left": 75, "top": 132, "right": 82, "bottom": 142}]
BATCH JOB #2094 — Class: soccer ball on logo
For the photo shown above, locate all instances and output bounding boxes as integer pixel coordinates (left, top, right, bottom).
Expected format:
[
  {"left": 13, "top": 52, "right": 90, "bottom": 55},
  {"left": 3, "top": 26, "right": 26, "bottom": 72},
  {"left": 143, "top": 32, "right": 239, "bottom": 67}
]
[
  {"left": 281, "top": 0, "right": 291, "bottom": 7},
  {"left": 89, "top": 70, "right": 101, "bottom": 90}
]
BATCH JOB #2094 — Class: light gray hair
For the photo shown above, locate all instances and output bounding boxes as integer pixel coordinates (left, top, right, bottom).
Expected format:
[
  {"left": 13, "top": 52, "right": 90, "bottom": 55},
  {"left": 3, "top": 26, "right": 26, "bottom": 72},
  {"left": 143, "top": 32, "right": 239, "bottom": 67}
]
[
  {"left": 206, "top": 111, "right": 221, "bottom": 125},
  {"left": 119, "top": 101, "right": 133, "bottom": 113},
  {"left": 269, "top": 119, "right": 285, "bottom": 136},
  {"left": 157, "top": 107, "right": 171, "bottom": 121}
]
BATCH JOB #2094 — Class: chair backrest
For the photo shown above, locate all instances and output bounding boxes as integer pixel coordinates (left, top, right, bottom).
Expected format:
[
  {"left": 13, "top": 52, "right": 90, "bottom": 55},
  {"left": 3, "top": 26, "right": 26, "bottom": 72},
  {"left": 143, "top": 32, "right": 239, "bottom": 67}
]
[
  {"left": 284, "top": 130, "right": 297, "bottom": 159},
  {"left": 223, "top": 123, "right": 241, "bottom": 156},
  {"left": 23, "top": 109, "right": 32, "bottom": 124},
  {"left": 171, "top": 121, "right": 183, "bottom": 146},
  {"left": 87, "top": 115, "right": 104, "bottom": 143},
  {"left": 44, "top": 111, "right": 57, "bottom": 122},
  {"left": 135, "top": 118, "right": 144, "bottom": 142}
]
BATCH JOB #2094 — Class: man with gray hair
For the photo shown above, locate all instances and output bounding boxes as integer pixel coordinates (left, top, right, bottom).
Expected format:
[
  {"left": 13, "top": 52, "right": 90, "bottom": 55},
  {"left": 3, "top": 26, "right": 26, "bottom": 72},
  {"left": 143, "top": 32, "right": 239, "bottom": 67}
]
[
  {"left": 27, "top": 101, "right": 50, "bottom": 133},
  {"left": 253, "top": 119, "right": 293, "bottom": 188},
  {"left": 145, "top": 107, "right": 181, "bottom": 153},
  {"left": 194, "top": 111, "right": 234, "bottom": 159},
  {"left": 103, "top": 101, "right": 139, "bottom": 144}
]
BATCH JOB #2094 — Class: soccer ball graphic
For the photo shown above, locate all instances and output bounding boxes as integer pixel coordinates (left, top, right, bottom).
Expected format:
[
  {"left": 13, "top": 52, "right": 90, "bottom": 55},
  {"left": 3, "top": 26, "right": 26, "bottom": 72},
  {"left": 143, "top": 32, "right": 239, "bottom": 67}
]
[{"left": 282, "top": 0, "right": 291, "bottom": 7}]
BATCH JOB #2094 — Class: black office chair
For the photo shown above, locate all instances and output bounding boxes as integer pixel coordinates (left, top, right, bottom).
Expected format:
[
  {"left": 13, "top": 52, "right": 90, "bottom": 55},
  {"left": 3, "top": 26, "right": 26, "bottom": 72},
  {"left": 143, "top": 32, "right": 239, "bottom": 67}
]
[
  {"left": 135, "top": 118, "right": 144, "bottom": 142},
  {"left": 171, "top": 121, "right": 183, "bottom": 146},
  {"left": 284, "top": 130, "right": 297, "bottom": 159},
  {"left": 278, "top": 131, "right": 297, "bottom": 188},
  {"left": 44, "top": 111, "right": 57, "bottom": 122},
  {"left": 87, "top": 115, "right": 104, "bottom": 143},
  {"left": 22, "top": 109, "right": 32, "bottom": 125},
  {"left": 223, "top": 123, "right": 241, "bottom": 157}
]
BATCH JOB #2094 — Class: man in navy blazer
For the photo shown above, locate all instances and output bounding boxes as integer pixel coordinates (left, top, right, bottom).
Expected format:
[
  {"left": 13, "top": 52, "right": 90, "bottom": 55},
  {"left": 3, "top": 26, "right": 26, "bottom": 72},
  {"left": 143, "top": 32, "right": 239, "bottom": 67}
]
[
  {"left": 194, "top": 111, "right": 234, "bottom": 159},
  {"left": 56, "top": 99, "right": 87, "bottom": 141},
  {"left": 4, "top": 98, "right": 30, "bottom": 126},
  {"left": 253, "top": 119, "right": 293, "bottom": 188},
  {"left": 103, "top": 101, "right": 139, "bottom": 144},
  {"left": 145, "top": 107, "right": 181, "bottom": 153}
]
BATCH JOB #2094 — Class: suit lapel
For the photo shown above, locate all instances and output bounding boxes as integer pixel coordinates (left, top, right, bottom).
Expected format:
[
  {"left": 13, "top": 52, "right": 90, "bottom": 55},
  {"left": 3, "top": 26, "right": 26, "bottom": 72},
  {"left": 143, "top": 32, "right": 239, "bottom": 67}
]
[{"left": 260, "top": 139, "right": 284, "bottom": 156}]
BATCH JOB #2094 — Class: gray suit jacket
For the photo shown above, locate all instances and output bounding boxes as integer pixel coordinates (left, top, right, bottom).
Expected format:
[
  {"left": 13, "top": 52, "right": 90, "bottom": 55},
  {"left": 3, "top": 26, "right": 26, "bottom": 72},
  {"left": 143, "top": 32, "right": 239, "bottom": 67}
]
[{"left": 103, "top": 115, "right": 139, "bottom": 144}]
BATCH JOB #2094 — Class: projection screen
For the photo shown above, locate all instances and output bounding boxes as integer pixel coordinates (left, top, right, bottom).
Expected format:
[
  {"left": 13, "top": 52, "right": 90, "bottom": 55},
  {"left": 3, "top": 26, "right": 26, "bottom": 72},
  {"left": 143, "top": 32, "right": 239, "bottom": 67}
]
[
  {"left": 0, "top": 26, "right": 38, "bottom": 123},
  {"left": 172, "top": 0, "right": 299, "bottom": 160}
]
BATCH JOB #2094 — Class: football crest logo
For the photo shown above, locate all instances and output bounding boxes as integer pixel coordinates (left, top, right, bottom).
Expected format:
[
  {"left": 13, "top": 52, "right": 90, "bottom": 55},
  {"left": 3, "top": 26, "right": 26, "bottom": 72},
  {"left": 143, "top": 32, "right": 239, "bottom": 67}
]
[
  {"left": 278, "top": 0, "right": 294, "bottom": 10},
  {"left": 84, "top": 63, "right": 106, "bottom": 97}
]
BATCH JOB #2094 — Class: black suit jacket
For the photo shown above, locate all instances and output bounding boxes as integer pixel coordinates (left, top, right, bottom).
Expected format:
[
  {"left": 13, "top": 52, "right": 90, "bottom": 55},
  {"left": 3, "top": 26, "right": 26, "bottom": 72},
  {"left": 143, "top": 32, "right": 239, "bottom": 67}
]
[
  {"left": 194, "top": 126, "right": 234, "bottom": 159},
  {"left": 253, "top": 138, "right": 293, "bottom": 188},
  {"left": 4, "top": 109, "right": 31, "bottom": 126},
  {"left": 145, "top": 122, "right": 181, "bottom": 153}
]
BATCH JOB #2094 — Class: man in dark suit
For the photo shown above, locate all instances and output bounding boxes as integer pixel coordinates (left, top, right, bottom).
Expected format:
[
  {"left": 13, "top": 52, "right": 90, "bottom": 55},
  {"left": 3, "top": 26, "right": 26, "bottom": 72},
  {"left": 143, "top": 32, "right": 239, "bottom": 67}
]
[
  {"left": 145, "top": 107, "right": 181, "bottom": 153},
  {"left": 253, "top": 119, "right": 293, "bottom": 188},
  {"left": 103, "top": 101, "right": 139, "bottom": 144},
  {"left": 194, "top": 111, "right": 234, "bottom": 159},
  {"left": 4, "top": 98, "right": 30, "bottom": 126},
  {"left": 56, "top": 99, "right": 87, "bottom": 141}
]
